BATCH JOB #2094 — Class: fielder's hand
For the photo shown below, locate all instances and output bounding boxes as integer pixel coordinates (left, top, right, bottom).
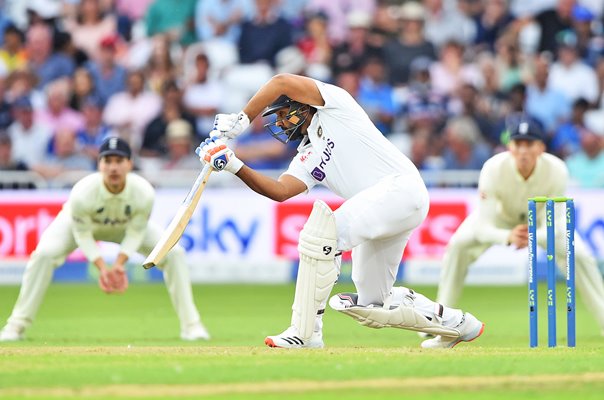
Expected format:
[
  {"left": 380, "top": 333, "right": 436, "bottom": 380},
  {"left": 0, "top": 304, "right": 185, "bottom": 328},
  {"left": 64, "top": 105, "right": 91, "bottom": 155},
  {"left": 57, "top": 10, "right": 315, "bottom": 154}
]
[
  {"left": 196, "top": 136, "right": 244, "bottom": 173},
  {"left": 507, "top": 224, "right": 528, "bottom": 248},
  {"left": 213, "top": 111, "right": 250, "bottom": 139},
  {"left": 98, "top": 265, "right": 128, "bottom": 294}
]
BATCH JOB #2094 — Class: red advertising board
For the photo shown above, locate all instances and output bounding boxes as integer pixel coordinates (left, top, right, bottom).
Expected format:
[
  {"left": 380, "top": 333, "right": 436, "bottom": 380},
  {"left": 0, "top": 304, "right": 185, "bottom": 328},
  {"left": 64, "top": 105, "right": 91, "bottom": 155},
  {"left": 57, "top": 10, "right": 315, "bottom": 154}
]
[
  {"left": 274, "top": 198, "right": 468, "bottom": 261},
  {"left": 0, "top": 202, "right": 62, "bottom": 257}
]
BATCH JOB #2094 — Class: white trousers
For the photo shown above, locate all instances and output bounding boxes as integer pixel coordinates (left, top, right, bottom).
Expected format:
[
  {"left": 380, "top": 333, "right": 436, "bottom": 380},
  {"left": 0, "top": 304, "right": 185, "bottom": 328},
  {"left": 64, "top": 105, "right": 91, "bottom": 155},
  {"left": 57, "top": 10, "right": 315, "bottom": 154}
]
[
  {"left": 6, "top": 211, "right": 202, "bottom": 332},
  {"left": 334, "top": 174, "right": 430, "bottom": 307},
  {"left": 437, "top": 212, "right": 604, "bottom": 329}
]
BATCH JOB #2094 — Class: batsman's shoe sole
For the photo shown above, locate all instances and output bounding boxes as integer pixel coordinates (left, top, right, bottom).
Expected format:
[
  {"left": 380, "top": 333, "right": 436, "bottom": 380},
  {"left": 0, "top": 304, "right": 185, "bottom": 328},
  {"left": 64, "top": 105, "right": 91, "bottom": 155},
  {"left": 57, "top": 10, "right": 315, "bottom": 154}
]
[{"left": 421, "top": 312, "right": 485, "bottom": 349}]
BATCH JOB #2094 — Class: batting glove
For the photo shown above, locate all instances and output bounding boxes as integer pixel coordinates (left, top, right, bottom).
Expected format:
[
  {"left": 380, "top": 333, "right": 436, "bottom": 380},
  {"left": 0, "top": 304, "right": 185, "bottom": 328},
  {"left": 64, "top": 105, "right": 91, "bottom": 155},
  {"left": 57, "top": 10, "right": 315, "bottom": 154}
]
[
  {"left": 195, "top": 136, "right": 244, "bottom": 174},
  {"left": 213, "top": 111, "right": 250, "bottom": 139}
]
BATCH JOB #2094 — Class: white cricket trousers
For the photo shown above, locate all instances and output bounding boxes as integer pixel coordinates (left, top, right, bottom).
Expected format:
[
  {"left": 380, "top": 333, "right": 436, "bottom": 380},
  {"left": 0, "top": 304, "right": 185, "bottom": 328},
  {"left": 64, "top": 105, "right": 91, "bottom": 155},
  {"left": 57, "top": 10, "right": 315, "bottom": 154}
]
[
  {"left": 6, "top": 211, "right": 202, "bottom": 332},
  {"left": 437, "top": 212, "right": 604, "bottom": 330},
  {"left": 334, "top": 174, "right": 430, "bottom": 307}
]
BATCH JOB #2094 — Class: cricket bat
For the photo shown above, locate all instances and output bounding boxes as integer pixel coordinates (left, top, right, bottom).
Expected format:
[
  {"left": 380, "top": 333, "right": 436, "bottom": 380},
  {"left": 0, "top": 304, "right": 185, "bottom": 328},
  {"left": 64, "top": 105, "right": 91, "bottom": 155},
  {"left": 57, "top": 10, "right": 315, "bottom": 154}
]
[{"left": 143, "top": 164, "right": 213, "bottom": 269}]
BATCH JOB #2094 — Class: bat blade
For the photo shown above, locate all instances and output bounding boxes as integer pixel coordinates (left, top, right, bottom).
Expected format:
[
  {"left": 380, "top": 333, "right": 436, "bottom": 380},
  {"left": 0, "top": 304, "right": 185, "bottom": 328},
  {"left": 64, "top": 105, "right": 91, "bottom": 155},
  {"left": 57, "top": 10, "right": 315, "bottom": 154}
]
[{"left": 143, "top": 164, "right": 213, "bottom": 269}]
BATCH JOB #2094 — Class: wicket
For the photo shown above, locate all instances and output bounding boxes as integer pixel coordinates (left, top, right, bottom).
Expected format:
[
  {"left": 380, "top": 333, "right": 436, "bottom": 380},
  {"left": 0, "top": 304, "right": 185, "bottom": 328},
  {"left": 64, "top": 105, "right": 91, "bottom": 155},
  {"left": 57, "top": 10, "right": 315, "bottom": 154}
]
[{"left": 527, "top": 197, "right": 576, "bottom": 348}]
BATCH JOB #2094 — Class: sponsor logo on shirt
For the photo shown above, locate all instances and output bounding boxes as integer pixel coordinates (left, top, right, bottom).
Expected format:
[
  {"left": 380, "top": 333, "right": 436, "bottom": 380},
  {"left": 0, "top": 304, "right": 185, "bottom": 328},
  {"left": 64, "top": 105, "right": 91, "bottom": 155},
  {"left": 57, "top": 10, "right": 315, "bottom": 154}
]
[{"left": 310, "top": 138, "right": 335, "bottom": 182}]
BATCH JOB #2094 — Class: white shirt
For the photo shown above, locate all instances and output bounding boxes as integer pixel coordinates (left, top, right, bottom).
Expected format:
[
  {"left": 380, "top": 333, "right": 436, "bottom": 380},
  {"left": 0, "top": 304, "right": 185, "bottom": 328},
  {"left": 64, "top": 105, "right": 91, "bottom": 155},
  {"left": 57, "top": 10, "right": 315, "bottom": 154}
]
[
  {"left": 285, "top": 80, "right": 421, "bottom": 199},
  {"left": 548, "top": 61, "right": 599, "bottom": 104},
  {"left": 476, "top": 151, "right": 568, "bottom": 245},
  {"left": 63, "top": 172, "right": 155, "bottom": 261},
  {"left": 7, "top": 121, "right": 52, "bottom": 167}
]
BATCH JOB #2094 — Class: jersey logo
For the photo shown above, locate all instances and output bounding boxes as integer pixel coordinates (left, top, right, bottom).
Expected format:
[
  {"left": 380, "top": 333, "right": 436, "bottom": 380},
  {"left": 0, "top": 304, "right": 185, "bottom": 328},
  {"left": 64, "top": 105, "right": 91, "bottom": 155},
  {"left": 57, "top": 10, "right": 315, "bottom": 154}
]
[
  {"left": 125, "top": 205, "right": 131, "bottom": 216},
  {"left": 317, "top": 126, "right": 323, "bottom": 138},
  {"left": 311, "top": 167, "right": 326, "bottom": 181}
]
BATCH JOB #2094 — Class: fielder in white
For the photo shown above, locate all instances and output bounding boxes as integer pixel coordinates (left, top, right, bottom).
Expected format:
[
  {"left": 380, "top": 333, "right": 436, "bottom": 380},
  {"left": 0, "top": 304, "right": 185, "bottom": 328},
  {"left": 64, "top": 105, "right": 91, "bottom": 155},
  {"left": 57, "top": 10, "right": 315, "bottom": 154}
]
[
  {"left": 436, "top": 116, "right": 604, "bottom": 335},
  {"left": 197, "top": 73, "right": 484, "bottom": 349},
  {"left": 0, "top": 137, "right": 209, "bottom": 342}
]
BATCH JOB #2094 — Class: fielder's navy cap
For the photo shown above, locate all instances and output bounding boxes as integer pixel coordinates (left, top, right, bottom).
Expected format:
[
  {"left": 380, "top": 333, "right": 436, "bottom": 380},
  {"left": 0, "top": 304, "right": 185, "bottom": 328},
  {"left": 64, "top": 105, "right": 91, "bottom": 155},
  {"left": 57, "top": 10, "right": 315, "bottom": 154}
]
[
  {"left": 99, "top": 137, "right": 131, "bottom": 159},
  {"left": 507, "top": 115, "right": 544, "bottom": 142}
]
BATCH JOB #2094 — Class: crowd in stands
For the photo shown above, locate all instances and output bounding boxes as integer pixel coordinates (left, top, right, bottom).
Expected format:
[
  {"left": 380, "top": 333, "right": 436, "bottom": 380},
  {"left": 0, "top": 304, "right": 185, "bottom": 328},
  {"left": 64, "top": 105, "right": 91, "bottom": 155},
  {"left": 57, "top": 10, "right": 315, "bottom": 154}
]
[{"left": 0, "top": 0, "right": 603, "bottom": 188}]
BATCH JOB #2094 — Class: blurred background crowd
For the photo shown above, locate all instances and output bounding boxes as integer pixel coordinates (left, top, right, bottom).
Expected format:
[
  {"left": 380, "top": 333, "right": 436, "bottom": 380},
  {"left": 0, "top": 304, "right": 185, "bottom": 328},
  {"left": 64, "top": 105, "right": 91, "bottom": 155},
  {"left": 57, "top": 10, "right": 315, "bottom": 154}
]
[{"left": 0, "top": 0, "right": 603, "bottom": 189}]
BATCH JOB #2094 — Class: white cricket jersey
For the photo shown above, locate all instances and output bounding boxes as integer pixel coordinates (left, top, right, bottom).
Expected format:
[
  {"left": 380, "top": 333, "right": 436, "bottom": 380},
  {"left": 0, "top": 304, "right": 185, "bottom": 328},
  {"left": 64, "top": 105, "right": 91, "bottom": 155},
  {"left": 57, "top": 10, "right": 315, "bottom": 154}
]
[
  {"left": 62, "top": 172, "right": 155, "bottom": 261},
  {"left": 284, "top": 80, "right": 421, "bottom": 199},
  {"left": 476, "top": 151, "right": 568, "bottom": 244}
]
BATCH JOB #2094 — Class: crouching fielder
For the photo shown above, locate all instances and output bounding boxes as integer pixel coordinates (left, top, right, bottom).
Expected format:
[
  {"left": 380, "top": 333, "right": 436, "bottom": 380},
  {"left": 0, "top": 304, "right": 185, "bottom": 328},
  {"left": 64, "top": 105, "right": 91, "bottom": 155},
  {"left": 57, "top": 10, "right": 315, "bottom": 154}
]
[
  {"left": 197, "top": 73, "right": 484, "bottom": 349},
  {"left": 0, "top": 137, "right": 209, "bottom": 342}
]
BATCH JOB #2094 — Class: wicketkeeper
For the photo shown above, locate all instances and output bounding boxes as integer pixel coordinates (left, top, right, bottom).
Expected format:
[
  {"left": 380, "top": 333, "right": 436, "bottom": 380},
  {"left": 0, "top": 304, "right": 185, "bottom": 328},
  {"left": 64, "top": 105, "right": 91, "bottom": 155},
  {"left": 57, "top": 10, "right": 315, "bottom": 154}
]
[
  {"left": 435, "top": 115, "right": 604, "bottom": 335},
  {"left": 0, "top": 137, "right": 209, "bottom": 342},
  {"left": 197, "top": 73, "right": 484, "bottom": 349}
]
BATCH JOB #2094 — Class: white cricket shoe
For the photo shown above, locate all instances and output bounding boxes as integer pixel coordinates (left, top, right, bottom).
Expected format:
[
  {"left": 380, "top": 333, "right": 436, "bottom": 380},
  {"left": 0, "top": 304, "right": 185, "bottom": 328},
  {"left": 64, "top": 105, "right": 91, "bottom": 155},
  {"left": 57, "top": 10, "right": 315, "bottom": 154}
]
[
  {"left": 180, "top": 322, "right": 210, "bottom": 341},
  {"left": 0, "top": 324, "right": 25, "bottom": 342},
  {"left": 265, "top": 326, "right": 324, "bottom": 349},
  {"left": 420, "top": 312, "right": 484, "bottom": 349}
]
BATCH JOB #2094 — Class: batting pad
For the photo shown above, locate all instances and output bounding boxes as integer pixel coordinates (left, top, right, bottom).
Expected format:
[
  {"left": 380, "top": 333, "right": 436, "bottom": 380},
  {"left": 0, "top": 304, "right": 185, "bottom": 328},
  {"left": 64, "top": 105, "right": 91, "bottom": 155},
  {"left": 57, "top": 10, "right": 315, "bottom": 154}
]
[
  {"left": 329, "top": 295, "right": 461, "bottom": 338},
  {"left": 291, "top": 200, "right": 339, "bottom": 340}
]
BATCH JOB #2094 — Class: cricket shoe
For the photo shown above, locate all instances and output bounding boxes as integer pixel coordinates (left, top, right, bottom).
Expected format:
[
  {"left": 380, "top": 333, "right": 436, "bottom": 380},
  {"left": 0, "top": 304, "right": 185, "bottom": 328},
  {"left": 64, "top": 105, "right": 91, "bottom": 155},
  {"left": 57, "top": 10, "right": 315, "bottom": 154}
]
[
  {"left": 180, "top": 322, "right": 210, "bottom": 341},
  {"left": 420, "top": 312, "right": 484, "bottom": 349},
  {"left": 0, "top": 324, "right": 25, "bottom": 342},
  {"left": 265, "top": 326, "right": 324, "bottom": 349}
]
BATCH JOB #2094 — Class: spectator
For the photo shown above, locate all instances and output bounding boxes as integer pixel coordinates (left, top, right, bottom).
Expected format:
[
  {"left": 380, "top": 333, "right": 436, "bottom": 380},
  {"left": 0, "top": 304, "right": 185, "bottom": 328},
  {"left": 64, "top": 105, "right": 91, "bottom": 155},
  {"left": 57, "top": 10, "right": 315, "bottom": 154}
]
[
  {"left": 85, "top": 34, "right": 127, "bottom": 105},
  {"left": 5, "top": 70, "right": 45, "bottom": 110},
  {"left": 7, "top": 96, "right": 52, "bottom": 167},
  {"left": 115, "top": 0, "right": 155, "bottom": 40},
  {"left": 526, "top": 54, "right": 570, "bottom": 133},
  {"left": 76, "top": 95, "right": 112, "bottom": 162},
  {"left": 305, "top": 0, "right": 376, "bottom": 45},
  {"left": 238, "top": 0, "right": 293, "bottom": 66},
  {"left": 182, "top": 53, "right": 224, "bottom": 136},
  {"left": 441, "top": 116, "right": 491, "bottom": 170},
  {"left": 103, "top": 70, "right": 161, "bottom": 151},
  {"left": 423, "top": 0, "right": 476, "bottom": 48},
  {"left": 35, "top": 78, "right": 85, "bottom": 135},
  {"left": 454, "top": 83, "right": 497, "bottom": 146},
  {"left": 140, "top": 80, "right": 196, "bottom": 157},
  {"left": 331, "top": 11, "right": 381, "bottom": 77},
  {"left": 570, "top": 3, "right": 601, "bottom": 66},
  {"left": 26, "top": 24, "right": 75, "bottom": 89},
  {"left": 566, "top": 113, "right": 604, "bottom": 187},
  {"left": 473, "top": 0, "right": 514, "bottom": 53},
  {"left": 383, "top": 1, "right": 436, "bottom": 86},
  {"left": 535, "top": 0, "right": 574, "bottom": 54},
  {"left": 161, "top": 119, "right": 199, "bottom": 170},
  {"left": 146, "top": 34, "right": 175, "bottom": 94},
  {"left": 0, "top": 25, "right": 27, "bottom": 73},
  {"left": 357, "top": 57, "right": 395, "bottom": 135},
  {"left": 34, "top": 128, "right": 94, "bottom": 179},
  {"left": 69, "top": 67, "right": 96, "bottom": 111},
  {"left": 430, "top": 40, "right": 483, "bottom": 96},
  {"left": 400, "top": 56, "right": 449, "bottom": 133},
  {"left": 195, "top": 0, "right": 252, "bottom": 43},
  {"left": 551, "top": 97, "right": 589, "bottom": 158},
  {"left": 64, "top": 0, "right": 117, "bottom": 61},
  {"left": 0, "top": 131, "right": 28, "bottom": 172},
  {"left": 493, "top": 33, "right": 527, "bottom": 92},
  {"left": 297, "top": 12, "right": 332, "bottom": 70},
  {"left": 0, "top": 76, "right": 13, "bottom": 129},
  {"left": 547, "top": 30, "right": 599, "bottom": 104},
  {"left": 145, "top": 0, "right": 197, "bottom": 46}
]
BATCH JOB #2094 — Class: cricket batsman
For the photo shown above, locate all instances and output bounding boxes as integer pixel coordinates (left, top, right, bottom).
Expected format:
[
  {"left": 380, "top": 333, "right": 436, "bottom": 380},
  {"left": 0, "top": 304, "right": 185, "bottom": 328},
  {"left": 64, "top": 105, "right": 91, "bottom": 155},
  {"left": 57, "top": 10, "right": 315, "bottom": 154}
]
[
  {"left": 0, "top": 137, "right": 210, "bottom": 342},
  {"left": 435, "top": 115, "right": 604, "bottom": 335},
  {"left": 197, "top": 73, "right": 484, "bottom": 349}
]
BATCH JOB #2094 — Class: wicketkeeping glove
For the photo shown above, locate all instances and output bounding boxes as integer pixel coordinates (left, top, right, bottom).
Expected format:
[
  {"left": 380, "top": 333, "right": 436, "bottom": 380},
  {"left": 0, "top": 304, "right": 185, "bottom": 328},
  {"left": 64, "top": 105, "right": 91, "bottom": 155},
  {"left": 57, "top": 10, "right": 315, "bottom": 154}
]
[
  {"left": 195, "top": 136, "right": 244, "bottom": 174},
  {"left": 213, "top": 111, "right": 250, "bottom": 139}
]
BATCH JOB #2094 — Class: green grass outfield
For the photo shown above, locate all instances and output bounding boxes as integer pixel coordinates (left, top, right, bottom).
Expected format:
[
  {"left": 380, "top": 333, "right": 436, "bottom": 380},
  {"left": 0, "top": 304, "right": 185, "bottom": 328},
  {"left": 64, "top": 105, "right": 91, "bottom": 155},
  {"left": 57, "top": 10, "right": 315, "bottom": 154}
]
[{"left": 0, "top": 283, "right": 603, "bottom": 399}]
